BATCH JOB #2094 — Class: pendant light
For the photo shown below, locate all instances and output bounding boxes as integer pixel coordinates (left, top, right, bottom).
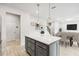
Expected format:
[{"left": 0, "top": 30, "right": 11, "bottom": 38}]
[
  {"left": 35, "top": 3, "right": 40, "bottom": 30},
  {"left": 35, "top": 3, "right": 40, "bottom": 24},
  {"left": 47, "top": 3, "right": 52, "bottom": 26},
  {"left": 47, "top": 3, "right": 56, "bottom": 26},
  {"left": 37, "top": 4, "right": 40, "bottom": 21},
  {"left": 47, "top": 3, "right": 56, "bottom": 35},
  {"left": 51, "top": 3, "right": 56, "bottom": 36}
]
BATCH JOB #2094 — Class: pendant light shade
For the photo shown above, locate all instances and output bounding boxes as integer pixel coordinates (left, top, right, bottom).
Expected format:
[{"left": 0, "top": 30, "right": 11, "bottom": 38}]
[
  {"left": 47, "top": 3, "right": 52, "bottom": 26},
  {"left": 47, "top": 3, "right": 56, "bottom": 26},
  {"left": 34, "top": 3, "right": 40, "bottom": 30},
  {"left": 47, "top": 3, "right": 56, "bottom": 36}
]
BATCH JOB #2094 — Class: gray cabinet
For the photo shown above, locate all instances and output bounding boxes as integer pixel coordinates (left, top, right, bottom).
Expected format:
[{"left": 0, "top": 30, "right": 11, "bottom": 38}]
[
  {"left": 36, "top": 46, "right": 48, "bottom": 56},
  {"left": 36, "top": 41, "right": 49, "bottom": 56},
  {"left": 25, "top": 37, "right": 28, "bottom": 50},
  {"left": 25, "top": 37, "right": 36, "bottom": 56},
  {"left": 25, "top": 36, "right": 49, "bottom": 56}
]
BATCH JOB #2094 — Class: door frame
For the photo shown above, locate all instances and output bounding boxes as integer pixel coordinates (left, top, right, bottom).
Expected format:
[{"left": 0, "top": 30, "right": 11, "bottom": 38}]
[{"left": 5, "top": 12, "right": 21, "bottom": 43}]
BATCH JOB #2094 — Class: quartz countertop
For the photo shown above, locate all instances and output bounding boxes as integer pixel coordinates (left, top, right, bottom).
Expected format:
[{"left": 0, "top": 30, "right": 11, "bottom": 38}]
[{"left": 25, "top": 29, "right": 61, "bottom": 45}]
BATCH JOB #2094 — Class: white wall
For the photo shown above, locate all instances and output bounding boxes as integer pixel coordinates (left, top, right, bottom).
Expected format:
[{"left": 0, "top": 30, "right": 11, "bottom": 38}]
[
  {"left": 6, "top": 13, "right": 20, "bottom": 41},
  {"left": 0, "top": 5, "right": 47, "bottom": 51},
  {"left": 0, "top": 15, "right": 1, "bottom": 41},
  {"left": 59, "top": 20, "right": 79, "bottom": 32},
  {"left": 0, "top": 15, "right": 1, "bottom": 32},
  {"left": 0, "top": 5, "right": 60, "bottom": 53},
  {"left": 0, "top": 6, "right": 27, "bottom": 53},
  {"left": 20, "top": 14, "right": 47, "bottom": 47},
  {"left": 54, "top": 21, "right": 60, "bottom": 34}
]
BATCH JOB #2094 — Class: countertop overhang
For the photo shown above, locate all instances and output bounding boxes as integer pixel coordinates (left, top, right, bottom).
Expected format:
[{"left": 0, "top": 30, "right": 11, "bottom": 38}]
[{"left": 25, "top": 30, "right": 61, "bottom": 45}]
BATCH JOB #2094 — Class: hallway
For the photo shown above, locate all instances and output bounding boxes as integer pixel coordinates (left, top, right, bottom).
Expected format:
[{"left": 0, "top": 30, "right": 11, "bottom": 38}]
[{"left": 4, "top": 40, "right": 29, "bottom": 56}]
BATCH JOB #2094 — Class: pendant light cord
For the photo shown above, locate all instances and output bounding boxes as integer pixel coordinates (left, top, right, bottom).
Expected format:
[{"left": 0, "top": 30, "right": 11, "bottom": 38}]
[
  {"left": 37, "top": 4, "right": 39, "bottom": 21},
  {"left": 49, "top": 3, "right": 50, "bottom": 17}
]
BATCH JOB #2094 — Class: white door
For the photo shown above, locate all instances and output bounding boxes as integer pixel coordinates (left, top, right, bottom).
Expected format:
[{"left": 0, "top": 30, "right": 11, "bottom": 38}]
[
  {"left": 6, "top": 13, "right": 20, "bottom": 42},
  {"left": 0, "top": 15, "right": 1, "bottom": 40}
]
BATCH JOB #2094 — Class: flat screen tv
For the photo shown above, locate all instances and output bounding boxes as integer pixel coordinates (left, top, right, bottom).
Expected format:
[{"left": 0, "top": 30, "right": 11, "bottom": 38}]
[{"left": 67, "top": 24, "right": 77, "bottom": 30}]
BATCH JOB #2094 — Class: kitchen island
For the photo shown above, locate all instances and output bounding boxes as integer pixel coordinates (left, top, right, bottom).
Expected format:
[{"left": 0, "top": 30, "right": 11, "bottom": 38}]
[{"left": 25, "top": 29, "right": 61, "bottom": 56}]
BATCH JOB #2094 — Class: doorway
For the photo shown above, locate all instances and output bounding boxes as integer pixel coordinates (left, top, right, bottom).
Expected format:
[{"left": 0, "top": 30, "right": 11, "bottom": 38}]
[
  {"left": 6, "top": 13, "right": 20, "bottom": 42},
  {"left": 0, "top": 15, "right": 2, "bottom": 56},
  {"left": 5, "top": 12, "right": 21, "bottom": 55}
]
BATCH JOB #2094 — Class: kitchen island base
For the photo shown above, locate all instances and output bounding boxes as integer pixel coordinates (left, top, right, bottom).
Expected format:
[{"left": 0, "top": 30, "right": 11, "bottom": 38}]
[{"left": 25, "top": 36, "right": 60, "bottom": 56}]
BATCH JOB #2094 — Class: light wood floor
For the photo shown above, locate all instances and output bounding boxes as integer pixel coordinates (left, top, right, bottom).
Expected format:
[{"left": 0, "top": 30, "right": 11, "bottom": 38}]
[
  {"left": 2, "top": 40, "right": 79, "bottom": 56},
  {"left": 3, "top": 40, "right": 29, "bottom": 56},
  {"left": 60, "top": 42, "right": 79, "bottom": 56}
]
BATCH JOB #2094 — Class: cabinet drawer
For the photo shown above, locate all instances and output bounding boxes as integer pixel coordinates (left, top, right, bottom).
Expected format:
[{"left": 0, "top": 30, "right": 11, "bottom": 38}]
[
  {"left": 27, "top": 48, "right": 35, "bottom": 56},
  {"left": 28, "top": 41, "right": 35, "bottom": 50},
  {"left": 25, "top": 40, "right": 27, "bottom": 50},
  {"left": 36, "top": 41, "right": 48, "bottom": 49},
  {"left": 36, "top": 45, "right": 48, "bottom": 56},
  {"left": 28, "top": 38, "right": 35, "bottom": 43}
]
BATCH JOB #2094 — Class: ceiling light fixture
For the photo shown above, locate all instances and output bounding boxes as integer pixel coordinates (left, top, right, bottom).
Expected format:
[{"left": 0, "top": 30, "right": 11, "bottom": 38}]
[
  {"left": 47, "top": 3, "right": 56, "bottom": 26},
  {"left": 37, "top": 3, "right": 40, "bottom": 21},
  {"left": 47, "top": 3, "right": 56, "bottom": 36}
]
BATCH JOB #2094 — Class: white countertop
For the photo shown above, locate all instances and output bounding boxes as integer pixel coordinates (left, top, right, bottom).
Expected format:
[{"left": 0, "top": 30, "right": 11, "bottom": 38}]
[{"left": 25, "top": 28, "right": 61, "bottom": 45}]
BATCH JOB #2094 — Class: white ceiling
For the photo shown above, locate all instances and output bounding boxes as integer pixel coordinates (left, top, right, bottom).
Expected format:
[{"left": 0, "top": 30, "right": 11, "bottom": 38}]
[{"left": 0, "top": 3, "right": 79, "bottom": 22}]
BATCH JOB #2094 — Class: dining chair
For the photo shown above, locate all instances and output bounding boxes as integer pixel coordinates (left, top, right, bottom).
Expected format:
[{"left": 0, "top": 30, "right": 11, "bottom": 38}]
[{"left": 73, "top": 33, "right": 79, "bottom": 47}]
